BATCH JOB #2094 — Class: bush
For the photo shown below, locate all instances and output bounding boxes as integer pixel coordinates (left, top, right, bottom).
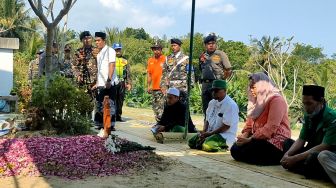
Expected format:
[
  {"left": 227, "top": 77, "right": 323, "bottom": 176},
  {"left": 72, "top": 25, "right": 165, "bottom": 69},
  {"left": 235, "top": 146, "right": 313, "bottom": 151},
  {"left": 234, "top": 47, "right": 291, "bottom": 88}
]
[
  {"left": 189, "top": 84, "right": 202, "bottom": 114},
  {"left": 227, "top": 71, "right": 249, "bottom": 121},
  {"left": 125, "top": 74, "right": 151, "bottom": 108},
  {"left": 31, "top": 75, "right": 93, "bottom": 135},
  {"left": 13, "top": 52, "right": 33, "bottom": 112}
]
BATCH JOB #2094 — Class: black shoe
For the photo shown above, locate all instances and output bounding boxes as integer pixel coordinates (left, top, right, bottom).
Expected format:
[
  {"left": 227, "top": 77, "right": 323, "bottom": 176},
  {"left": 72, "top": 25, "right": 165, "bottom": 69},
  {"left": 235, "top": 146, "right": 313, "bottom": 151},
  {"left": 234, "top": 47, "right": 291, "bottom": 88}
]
[
  {"left": 116, "top": 117, "right": 125, "bottom": 122},
  {"left": 111, "top": 127, "right": 116, "bottom": 131}
]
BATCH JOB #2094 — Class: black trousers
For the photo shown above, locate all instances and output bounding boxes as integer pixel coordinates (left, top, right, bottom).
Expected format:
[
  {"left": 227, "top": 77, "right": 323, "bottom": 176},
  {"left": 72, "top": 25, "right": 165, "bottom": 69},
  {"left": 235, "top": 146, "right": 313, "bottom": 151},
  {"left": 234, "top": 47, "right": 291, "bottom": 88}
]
[
  {"left": 115, "top": 81, "right": 125, "bottom": 119},
  {"left": 282, "top": 139, "right": 329, "bottom": 179},
  {"left": 95, "top": 86, "right": 116, "bottom": 128},
  {"left": 201, "top": 82, "right": 213, "bottom": 117},
  {"left": 230, "top": 139, "right": 284, "bottom": 165}
]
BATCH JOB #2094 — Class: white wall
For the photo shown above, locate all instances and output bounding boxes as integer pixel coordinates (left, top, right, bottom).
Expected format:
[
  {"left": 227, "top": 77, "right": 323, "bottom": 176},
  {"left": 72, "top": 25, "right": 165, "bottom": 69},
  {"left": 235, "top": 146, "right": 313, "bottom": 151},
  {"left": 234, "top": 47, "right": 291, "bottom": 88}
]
[{"left": 0, "top": 48, "right": 14, "bottom": 96}]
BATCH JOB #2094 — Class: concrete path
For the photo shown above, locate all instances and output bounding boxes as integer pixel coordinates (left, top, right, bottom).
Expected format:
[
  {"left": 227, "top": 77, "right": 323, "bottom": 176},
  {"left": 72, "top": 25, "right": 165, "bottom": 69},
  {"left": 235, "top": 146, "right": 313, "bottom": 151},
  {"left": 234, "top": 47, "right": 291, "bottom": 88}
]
[{"left": 106, "top": 107, "right": 332, "bottom": 188}]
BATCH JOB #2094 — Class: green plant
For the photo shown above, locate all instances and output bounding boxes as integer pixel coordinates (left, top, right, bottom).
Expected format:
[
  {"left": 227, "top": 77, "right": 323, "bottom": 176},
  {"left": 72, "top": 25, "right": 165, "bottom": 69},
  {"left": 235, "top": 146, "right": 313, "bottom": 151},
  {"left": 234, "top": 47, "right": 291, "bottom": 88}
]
[
  {"left": 228, "top": 71, "right": 249, "bottom": 121},
  {"left": 31, "top": 74, "right": 93, "bottom": 135},
  {"left": 125, "top": 74, "right": 151, "bottom": 108},
  {"left": 189, "top": 83, "right": 202, "bottom": 114}
]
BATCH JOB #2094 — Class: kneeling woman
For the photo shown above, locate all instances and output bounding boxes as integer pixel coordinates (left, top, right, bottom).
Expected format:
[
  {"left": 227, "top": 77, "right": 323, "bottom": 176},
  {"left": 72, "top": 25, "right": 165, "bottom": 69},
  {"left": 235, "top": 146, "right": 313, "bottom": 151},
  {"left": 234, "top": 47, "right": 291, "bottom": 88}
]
[{"left": 230, "top": 72, "right": 291, "bottom": 165}]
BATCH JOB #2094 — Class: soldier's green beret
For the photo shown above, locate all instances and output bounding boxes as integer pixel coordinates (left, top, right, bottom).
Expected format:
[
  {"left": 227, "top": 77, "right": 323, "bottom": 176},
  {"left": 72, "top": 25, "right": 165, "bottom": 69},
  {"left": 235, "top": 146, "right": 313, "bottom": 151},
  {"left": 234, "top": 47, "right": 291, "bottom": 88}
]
[
  {"left": 80, "top": 31, "right": 91, "bottom": 40},
  {"left": 95, "top": 32, "right": 106, "bottom": 40},
  {"left": 212, "top": 80, "right": 227, "bottom": 90},
  {"left": 170, "top": 38, "right": 182, "bottom": 46}
]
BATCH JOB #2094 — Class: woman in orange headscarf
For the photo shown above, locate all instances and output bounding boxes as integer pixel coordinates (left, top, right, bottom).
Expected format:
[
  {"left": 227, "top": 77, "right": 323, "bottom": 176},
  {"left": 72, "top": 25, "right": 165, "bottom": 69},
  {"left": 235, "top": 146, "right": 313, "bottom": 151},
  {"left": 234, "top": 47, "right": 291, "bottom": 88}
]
[{"left": 230, "top": 72, "right": 291, "bottom": 165}]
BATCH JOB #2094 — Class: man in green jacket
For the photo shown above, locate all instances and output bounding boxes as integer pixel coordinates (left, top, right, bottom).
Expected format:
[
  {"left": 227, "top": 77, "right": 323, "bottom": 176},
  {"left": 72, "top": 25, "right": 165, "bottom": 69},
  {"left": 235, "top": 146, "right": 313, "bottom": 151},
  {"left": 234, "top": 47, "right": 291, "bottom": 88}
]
[{"left": 281, "top": 85, "right": 336, "bottom": 180}]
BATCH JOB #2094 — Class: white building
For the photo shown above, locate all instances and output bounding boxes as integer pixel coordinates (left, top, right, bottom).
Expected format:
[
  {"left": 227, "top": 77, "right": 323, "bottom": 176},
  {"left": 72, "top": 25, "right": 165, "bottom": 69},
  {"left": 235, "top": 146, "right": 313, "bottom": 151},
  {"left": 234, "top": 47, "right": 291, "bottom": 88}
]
[{"left": 0, "top": 37, "right": 19, "bottom": 96}]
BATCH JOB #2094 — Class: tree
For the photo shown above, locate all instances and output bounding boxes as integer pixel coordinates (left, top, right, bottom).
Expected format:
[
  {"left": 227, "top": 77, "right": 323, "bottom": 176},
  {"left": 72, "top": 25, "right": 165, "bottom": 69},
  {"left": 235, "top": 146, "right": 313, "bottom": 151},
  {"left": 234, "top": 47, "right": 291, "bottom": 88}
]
[
  {"left": 218, "top": 40, "right": 250, "bottom": 70},
  {"left": 291, "top": 43, "right": 325, "bottom": 64},
  {"left": 124, "top": 27, "right": 150, "bottom": 40},
  {"left": 250, "top": 36, "right": 281, "bottom": 68},
  {"left": 0, "top": 0, "right": 32, "bottom": 48},
  {"left": 23, "top": 18, "right": 44, "bottom": 57},
  {"left": 27, "top": 0, "right": 77, "bottom": 85}
]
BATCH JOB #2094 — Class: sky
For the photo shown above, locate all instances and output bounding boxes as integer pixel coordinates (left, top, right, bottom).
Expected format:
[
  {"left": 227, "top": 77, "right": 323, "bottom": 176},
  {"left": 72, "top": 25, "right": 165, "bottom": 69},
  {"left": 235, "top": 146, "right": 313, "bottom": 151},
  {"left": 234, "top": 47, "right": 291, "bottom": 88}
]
[{"left": 46, "top": 0, "right": 336, "bottom": 56}]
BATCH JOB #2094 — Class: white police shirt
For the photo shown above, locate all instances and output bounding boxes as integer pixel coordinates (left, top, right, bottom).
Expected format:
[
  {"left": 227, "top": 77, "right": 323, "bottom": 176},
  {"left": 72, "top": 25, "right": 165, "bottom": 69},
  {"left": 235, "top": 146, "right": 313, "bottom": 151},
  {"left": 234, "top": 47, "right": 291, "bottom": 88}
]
[
  {"left": 206, "top": 95, "right": 239, "bottom": 148},
  {"left": 97, "top": 45, "right": 117, "bottom": 87}
]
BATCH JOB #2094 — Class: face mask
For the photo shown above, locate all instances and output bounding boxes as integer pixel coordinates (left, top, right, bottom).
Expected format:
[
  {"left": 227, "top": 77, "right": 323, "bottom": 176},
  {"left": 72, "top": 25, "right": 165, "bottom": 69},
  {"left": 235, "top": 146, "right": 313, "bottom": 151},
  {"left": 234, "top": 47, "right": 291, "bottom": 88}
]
[{"left": 307, "top": 105, "right": 322, "bottom": 118}]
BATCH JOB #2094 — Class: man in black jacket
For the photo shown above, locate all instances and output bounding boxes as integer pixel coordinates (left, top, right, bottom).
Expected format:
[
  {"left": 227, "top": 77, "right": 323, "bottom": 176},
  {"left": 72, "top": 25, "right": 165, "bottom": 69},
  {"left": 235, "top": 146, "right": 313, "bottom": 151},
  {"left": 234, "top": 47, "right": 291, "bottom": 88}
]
[{"left": 151, "top": 88, "right": 197, "bottom": 134}]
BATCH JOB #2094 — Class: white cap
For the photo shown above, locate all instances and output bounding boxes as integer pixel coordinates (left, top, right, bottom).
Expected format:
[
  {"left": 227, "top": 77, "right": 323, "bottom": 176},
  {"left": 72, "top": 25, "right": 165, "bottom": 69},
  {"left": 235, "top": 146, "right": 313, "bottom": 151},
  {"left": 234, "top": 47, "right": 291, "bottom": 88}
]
[{"left": 167, "top": 88, "right": 180, "bottom": 97}]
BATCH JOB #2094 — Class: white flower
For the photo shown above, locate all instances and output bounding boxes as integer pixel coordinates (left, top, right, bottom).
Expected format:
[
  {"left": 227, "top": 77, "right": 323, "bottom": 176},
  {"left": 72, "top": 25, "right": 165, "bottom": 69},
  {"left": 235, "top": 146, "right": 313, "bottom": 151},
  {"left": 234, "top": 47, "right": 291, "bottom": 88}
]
[{"left": 104, "top": 135, "right": 121, "bottom": 154}]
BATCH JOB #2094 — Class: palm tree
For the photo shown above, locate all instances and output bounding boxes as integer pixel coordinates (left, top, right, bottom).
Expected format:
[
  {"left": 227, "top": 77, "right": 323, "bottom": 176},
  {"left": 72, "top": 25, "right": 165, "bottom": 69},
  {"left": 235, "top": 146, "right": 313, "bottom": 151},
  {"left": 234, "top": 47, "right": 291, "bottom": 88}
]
[
  {"left": 22, "top": 18, "right": 44, "bottom": 56},
  {"left": 251, "top": 36, "right": 281, "bottom": 68},
  {"left": 0, "top": 0, "right": 31, "bottom": 38}
]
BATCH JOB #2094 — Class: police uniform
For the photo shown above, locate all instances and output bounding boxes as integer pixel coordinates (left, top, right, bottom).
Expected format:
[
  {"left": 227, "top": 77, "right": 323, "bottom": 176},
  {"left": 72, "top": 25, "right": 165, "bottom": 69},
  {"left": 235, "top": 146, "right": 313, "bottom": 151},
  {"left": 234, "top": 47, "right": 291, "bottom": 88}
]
[
  {"left": 200, "top": 35, "right": 231, "bottom": 116},
  {"left": 161, "top": 39, "right": 195, "bottom": 104},
  {"left": 113, "top": 43, "right": 131, "bottom": 121},
  {"left": 72, "top": 31, "right": 98, "bottom": 99}
]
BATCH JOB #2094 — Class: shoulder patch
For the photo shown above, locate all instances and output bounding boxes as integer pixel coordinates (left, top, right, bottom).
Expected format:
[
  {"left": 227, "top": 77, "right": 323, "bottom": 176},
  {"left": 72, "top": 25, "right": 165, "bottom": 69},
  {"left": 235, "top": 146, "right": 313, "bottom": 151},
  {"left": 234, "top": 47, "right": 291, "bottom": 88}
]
[
  {"left": 211, "top": 55, "right": 221, "bottom": 63},
  {"left": 168, "top": 57, "right": 174, "bottom": 64}
]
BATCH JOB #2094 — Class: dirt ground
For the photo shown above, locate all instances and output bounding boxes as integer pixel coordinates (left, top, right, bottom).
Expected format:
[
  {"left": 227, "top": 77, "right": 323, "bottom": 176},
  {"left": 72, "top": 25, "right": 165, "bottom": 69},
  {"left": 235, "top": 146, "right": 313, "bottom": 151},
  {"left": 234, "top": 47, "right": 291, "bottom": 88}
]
[{"left": 0, "top": 158, "right": 247, "bottom": 188}]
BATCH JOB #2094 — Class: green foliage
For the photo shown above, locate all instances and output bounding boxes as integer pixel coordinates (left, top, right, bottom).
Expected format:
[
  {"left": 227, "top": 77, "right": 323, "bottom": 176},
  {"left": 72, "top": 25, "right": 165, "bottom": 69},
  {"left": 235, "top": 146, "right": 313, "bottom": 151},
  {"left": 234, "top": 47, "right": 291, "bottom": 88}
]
[
  {"left": 124, "top": 27, "right": 150, "bottom": 40},
  {"left": 0, "top": 0, "right": 33, "bottom": 49},
  {"left": 189, "top": 84, "right": 202, "bottom": 114},
  {"left": 218, "top": 40, "right": 250, "bottom": 70},
  {"left": 31, "top": 75, "right": 93, "bottom": 135},
  {"left": 125, "top": 74, "right": 151, "bottom": 108},
  {"left": 13, "top": 52, "right": 33, "bottom": 111},
  {"left": 228, "top": 71, "right": 249, "bottom": 121},
  {"left": 292, "top": 43, "right": 326, "bottom": 64}
]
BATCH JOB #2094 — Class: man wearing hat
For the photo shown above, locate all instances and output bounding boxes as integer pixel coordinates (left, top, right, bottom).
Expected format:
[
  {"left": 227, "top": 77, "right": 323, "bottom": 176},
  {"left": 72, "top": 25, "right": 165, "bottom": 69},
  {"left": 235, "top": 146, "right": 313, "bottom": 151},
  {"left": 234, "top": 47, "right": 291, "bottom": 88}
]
[
  {"left": 28, "top": 48, "right": 44, "bottom": 83},
  {"left": 93, "top": 31, "right": 117, "bottom": 131},
  {"left": 199, "top": 33, "right": 232, "bottom": 117},
  {"left": 151, "top": 87, "right": 197, "bottom": 135},
  {"left": 147, "top": 41, "right": 166, "bottom": 122},
  {"left": 160, "top": 38, "right": 195, "bottom": 104},
  {"left": 73, "top": 31, "right": 98, "bottom": 99},
  {"left": 281, "top": 85, "right": 336, "bottom": 180},
  {"left": 188, "top": 80, "right": 239, "bottom": 152},
  {"left": 113, "top": 43, "right": 132, "bottom": 121}
]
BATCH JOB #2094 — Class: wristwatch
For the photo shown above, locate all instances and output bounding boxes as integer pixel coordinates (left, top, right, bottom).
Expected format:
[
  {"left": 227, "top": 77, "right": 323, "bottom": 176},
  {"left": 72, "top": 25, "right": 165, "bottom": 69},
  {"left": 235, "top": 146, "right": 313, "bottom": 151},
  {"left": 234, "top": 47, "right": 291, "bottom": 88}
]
[{"left": 106, "top": 78, "right": 111, "bottom": 82}]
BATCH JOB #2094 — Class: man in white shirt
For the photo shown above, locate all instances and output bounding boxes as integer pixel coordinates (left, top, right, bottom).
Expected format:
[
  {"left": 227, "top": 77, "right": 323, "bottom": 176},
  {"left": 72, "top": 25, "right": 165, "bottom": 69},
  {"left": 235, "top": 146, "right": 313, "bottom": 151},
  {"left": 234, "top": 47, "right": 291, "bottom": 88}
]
[
  {"left": 188, "top": 80, "right": 239, "bottom": 152},
  {"left": 93, "top": 31, "right": 117, "bottom": 131}
]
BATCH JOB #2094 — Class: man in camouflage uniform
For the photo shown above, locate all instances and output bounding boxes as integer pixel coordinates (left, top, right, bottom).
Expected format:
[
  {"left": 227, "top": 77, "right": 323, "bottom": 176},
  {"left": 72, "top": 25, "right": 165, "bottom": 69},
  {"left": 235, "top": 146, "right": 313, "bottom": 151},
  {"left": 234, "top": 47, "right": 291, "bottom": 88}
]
[
  {"left": 199, "top": 34, "right": 232, "bottom": 117},
  {"left": 28, "top": 49, "right": 44, "bottom": 83},
  {"left": 147, "top": 41, "right": 166, "bottom": 122},
  {"left": 73, "top": 31, "right": 98, "bottom": 99},
  {"left": 161, "top": 38, "right": 195, "bottom": 104},
  {"left": 60, "top": 44, "right": 74, "bottom": 78},
  {"left": 113, "top": 43, "right": 132, "bottom": 122}
]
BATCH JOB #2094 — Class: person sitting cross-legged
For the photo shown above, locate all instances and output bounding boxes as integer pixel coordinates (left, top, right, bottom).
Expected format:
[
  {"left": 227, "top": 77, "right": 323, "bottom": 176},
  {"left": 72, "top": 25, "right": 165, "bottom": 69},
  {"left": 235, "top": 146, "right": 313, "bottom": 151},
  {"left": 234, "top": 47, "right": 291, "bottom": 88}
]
[
  {"left": 318, "top": 150, "right": 336, "bottom": 184},
  {"left": 230, "top": 72, "right": 291, "bottom": 165},
  {"left": 280, "top": 85, "right": 336, "bottom": 180},
  {"left": 188, "top": 80, "right": 239, "bottom": 152},
  {"left": 151, "top": 87, "right": 197, "bottom": 135}
]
